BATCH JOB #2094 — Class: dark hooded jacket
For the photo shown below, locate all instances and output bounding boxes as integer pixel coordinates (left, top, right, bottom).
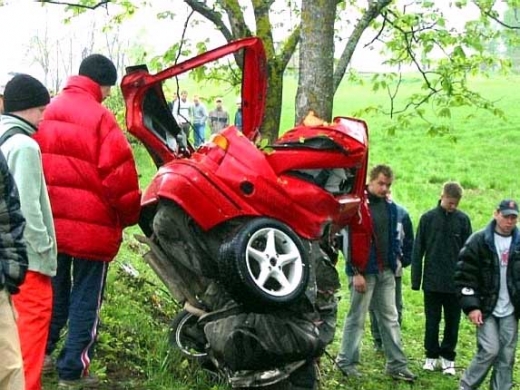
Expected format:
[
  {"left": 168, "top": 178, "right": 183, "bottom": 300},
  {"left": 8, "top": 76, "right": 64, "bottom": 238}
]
[
  {"left": 346, "top": 192, "right": 400, "bottom": 275},
  {"left": 0, "top": 151, "right": 27, "bottom": 294},
  {"left": 412, "top": 202, "right": 472, "bottom": 293},
  {"left": 454, "top": 220, "right": 520, "bottom": 318}
]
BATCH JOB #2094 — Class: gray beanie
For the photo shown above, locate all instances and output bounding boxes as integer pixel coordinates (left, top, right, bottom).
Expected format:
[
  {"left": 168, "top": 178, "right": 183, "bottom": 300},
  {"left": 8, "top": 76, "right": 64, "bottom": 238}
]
[{"left": 79, "top": 54, "right": 118, "bottom": 86}]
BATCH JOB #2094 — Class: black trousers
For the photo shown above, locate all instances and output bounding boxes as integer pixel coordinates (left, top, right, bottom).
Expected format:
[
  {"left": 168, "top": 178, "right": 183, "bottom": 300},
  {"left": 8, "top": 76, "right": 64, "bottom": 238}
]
[{"left": 423, "top": 291, "right": 461, "bottom": 361}]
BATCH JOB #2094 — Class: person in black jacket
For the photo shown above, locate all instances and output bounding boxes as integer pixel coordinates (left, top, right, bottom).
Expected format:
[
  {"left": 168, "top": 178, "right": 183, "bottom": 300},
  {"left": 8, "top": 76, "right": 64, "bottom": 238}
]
[
  {"left": 411, "top": 182, "right": 472, "bottom": 375},
  {"left": 455, "top": 199, "right": 520, "bottom": 390},
  {"left": 0, "top": 149, "right": 28, "bottom": 389}
]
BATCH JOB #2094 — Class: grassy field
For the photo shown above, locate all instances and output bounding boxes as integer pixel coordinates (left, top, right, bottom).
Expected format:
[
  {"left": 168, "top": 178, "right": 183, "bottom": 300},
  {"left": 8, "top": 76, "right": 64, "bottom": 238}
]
[{"left": 43, "top": 73, "right": 520, "bottom": 389}]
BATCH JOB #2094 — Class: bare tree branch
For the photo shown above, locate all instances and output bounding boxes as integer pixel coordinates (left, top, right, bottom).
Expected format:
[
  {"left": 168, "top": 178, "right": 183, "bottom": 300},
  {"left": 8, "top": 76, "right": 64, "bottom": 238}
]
[
  {"left": 220, "top": 0, "right": 253, "bottom": 38},
  {"left": 382, "top": 9, "right": 438, "bottom": 94},
  {"left": 387, "top": 90, "right": 436, "bottom": 116},
  {"left": 279, "top": 26, "right": 301, "bottom": 70},
  {"left": 364, "top": 14, "right": 387, "bottom": 48},
  {"left": 385, "top": 71, "right": 401, "bottom": 117},
  {"left": 38, "top": 0, "right": 110, "bottom": 9},
  {"left": 183, "top": 0, "right": 234, "bottom": 42},
  {"left": 333, "top": 0, "right": 392, "bottom": 93},
  {"left": 176, "top": 9, "right": 195, "bottom": 65},
  {"left": 472, "top": 0, "right": 520, "bottom": 30},
  {"left": 171, "top": 9, "right": 195, "bottom": 98}
]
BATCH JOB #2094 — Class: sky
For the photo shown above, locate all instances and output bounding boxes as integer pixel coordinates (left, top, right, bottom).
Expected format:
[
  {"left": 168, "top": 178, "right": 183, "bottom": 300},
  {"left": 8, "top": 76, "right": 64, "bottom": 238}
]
[
  {"left": 0, "top": 0, "right": 194, "bottom": 83},
  {"left": 0, "top": 0, "right": 495, "bottom": 86}
]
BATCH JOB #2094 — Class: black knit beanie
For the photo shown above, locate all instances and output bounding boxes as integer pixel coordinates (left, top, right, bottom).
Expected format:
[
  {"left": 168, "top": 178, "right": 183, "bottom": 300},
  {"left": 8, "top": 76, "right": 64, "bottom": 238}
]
[
  {"left": 79, "top": 54, "right": 118, "bottom": 86},
  {"left": 3, "top": 74, "right": 50, "bottom": 113}
]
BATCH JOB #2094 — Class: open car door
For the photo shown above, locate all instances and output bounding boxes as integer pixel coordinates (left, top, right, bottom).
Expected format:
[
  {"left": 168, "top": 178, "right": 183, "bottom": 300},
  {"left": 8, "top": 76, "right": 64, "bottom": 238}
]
[{"left": 121, "top": 37, "right": 268, "bottom": 167}]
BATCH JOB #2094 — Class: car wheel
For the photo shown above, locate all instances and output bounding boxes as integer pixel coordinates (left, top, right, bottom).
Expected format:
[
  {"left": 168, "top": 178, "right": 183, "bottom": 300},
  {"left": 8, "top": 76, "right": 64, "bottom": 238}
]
[
  {"left": 218, "top": 218, "right": 310, "bottom": 308},
  {"left": 168, "top": 310, "right": 208, "bottom": 361}
]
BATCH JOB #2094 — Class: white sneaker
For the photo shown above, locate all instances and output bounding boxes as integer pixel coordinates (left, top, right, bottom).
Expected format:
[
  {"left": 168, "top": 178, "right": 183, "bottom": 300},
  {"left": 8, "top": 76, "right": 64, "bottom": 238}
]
[
  {"left": 423, "top": 358, "right": 438, "bottom": 371},
  {"left": 441, "top": 357, "right": 455, "bottom": 375}
]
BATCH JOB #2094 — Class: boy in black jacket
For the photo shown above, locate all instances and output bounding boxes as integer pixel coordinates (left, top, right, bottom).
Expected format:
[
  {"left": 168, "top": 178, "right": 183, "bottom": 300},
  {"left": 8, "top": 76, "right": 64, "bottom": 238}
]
[{"left": 411, "top": 182, "right": 472, "bottom": 375}]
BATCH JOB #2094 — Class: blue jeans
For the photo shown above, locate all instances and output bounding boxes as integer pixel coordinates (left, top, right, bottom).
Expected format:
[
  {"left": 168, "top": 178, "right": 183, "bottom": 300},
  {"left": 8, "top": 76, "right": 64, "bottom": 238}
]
[
  {"left": 193, "top": 123, "right": 205, "bottom": 147},
  {"left": 337, "top": 269, "right": 408, "bottom": 372},
  {"left": 370, "top": 276, "right": 402, "bottom": 349},
  {"left": 460, "top": 314, "right": 518, "bottom": 390},
  {"left": 46, "top": 254, "right": 108, "bottom": 380}
]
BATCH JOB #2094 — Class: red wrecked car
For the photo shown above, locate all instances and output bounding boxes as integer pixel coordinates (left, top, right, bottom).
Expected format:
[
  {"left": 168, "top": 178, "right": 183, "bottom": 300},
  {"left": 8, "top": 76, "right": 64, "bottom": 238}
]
[{"left": 121, "top": 37, "right": 369, "bottom": 389}]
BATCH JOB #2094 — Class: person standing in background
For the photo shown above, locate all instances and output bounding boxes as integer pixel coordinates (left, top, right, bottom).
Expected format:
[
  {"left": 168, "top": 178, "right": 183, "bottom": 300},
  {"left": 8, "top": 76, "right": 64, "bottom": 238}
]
[
  {"left": 412, "top": 182, "right": 472, "bottom": 375},
  {"left": 192, "top": 95, "right": 207, "bottom": 147},
  {"left": 234, "top": 97, "right": 242, "bottom": 131},
  {"left": 172, "top": 90, "right": 193, "bottom": 140},
  {"left": 208, "top": 97, "right": 229, "bottom": 134},
  {"left": 35, "top": 54, "right": 141, "bottom": 389},
  {"left": 0, "top": 74, "right": 57, "bottom": 390}
]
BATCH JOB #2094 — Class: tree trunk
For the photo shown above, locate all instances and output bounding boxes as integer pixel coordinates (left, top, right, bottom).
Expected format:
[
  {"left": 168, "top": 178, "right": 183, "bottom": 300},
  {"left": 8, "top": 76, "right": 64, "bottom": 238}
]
[
  {"left": 295, "top": 0, "right": 336, "bottom": 125},
  {"left": 261, "top": 61, "right": 284, "bottom": 143}
]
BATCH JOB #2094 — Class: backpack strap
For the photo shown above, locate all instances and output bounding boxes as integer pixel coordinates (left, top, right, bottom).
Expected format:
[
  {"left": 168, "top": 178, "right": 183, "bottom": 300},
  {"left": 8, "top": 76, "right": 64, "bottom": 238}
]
[{"left": 0, "top": 127, "right": 25, "bottom": 146}]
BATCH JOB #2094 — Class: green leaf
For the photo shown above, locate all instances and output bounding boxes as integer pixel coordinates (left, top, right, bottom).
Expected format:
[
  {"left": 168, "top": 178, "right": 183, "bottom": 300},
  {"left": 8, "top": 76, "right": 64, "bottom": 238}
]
[{"left": 438, "top": 107, "right": 451, "bottom": 118}]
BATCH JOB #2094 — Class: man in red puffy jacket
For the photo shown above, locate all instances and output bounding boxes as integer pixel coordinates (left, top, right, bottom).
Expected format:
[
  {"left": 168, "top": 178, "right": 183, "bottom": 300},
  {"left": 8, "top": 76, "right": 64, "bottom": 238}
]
[{"left": 35, "top": 54, "right": 141, "bottom": 389}]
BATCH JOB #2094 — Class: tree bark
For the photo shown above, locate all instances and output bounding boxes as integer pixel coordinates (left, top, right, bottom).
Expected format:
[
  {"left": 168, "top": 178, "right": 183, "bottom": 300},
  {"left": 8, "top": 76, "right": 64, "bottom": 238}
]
[{"left": 295, "top": 0, "right": 337, "bottom": 124}]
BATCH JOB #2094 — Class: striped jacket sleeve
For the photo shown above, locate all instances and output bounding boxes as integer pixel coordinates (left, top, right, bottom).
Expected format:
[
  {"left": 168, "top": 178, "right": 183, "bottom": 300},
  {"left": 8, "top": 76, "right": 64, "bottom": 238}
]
[{"left": 0, "top": 150, "right": 27, "bottom": 294}]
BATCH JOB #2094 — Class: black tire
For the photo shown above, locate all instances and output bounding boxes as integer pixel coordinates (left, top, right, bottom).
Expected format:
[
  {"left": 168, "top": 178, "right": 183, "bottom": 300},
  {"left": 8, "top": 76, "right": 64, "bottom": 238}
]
[
  {"left": 154, "top": 199, "right": 219, "bottom": 278},
  {"left": 168, "top": 310, "right": 208, "bottom": 361},
  {"left": 218, "top": 218, "right": 310, "bottom": 309}
]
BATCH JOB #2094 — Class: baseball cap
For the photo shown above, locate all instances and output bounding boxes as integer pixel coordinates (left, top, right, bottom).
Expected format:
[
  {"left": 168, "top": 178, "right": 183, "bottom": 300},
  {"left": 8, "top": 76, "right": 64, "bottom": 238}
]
[{"left": 497, "top": 199, "right": 519, "bottom": 216}]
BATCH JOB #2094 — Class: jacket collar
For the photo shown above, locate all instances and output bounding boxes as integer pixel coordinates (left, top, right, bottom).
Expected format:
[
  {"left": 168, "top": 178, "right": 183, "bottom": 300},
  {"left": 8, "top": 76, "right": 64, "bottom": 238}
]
[
  {"left": 484, "top": 219, "right": 519, "bottom": 249},
  {"left": 0, "top": 114, "right": 37, "bottom": 135},
  {"left": 63, "top": 75, "right": 103, "bottom": 102}
]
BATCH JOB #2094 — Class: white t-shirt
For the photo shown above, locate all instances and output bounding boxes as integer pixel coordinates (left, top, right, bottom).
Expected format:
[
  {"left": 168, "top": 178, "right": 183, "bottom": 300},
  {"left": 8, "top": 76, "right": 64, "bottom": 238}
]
[
  {"left": 492, "top": 233, "right": 514, "bottom": 317},
  {"left": 172, "top": 98, "right": 192, "bottom": 124}
]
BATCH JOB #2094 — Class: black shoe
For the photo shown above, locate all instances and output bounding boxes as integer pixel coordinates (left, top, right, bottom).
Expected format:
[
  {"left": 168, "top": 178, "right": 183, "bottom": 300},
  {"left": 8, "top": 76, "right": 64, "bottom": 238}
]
[
  {"left": 338, "top": 366, "right": 362, "bottom": 378},
  {"left": 386, "top": 367, "right": 417, "bottom": 382},
  {"left": 58, "top": 374, "right": 100, "bottom": 389}
]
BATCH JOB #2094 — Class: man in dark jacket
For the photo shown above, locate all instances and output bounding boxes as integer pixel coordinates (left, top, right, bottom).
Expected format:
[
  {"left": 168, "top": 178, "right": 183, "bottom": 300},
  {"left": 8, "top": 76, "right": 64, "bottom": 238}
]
[
  {"left": 455, "top": 199, "right": 520, "bottom": 390},
  {"left": 0, "top": 150, "right": 28, "bottom": 389},
  {"left": 411, "top": 182, "right": 472, "bottom": 375},
  {"left": 35, "top": 54, "right": 141, "bottom": 388},
  {"left": 336, "top": 165, "right": 416, "bottom": 381}
]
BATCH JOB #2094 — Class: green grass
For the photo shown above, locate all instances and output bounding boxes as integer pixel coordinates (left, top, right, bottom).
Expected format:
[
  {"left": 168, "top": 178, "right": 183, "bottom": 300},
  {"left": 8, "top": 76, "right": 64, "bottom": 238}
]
[{"left": 44, "top": 74, "right": 520, "bottom": 389}]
